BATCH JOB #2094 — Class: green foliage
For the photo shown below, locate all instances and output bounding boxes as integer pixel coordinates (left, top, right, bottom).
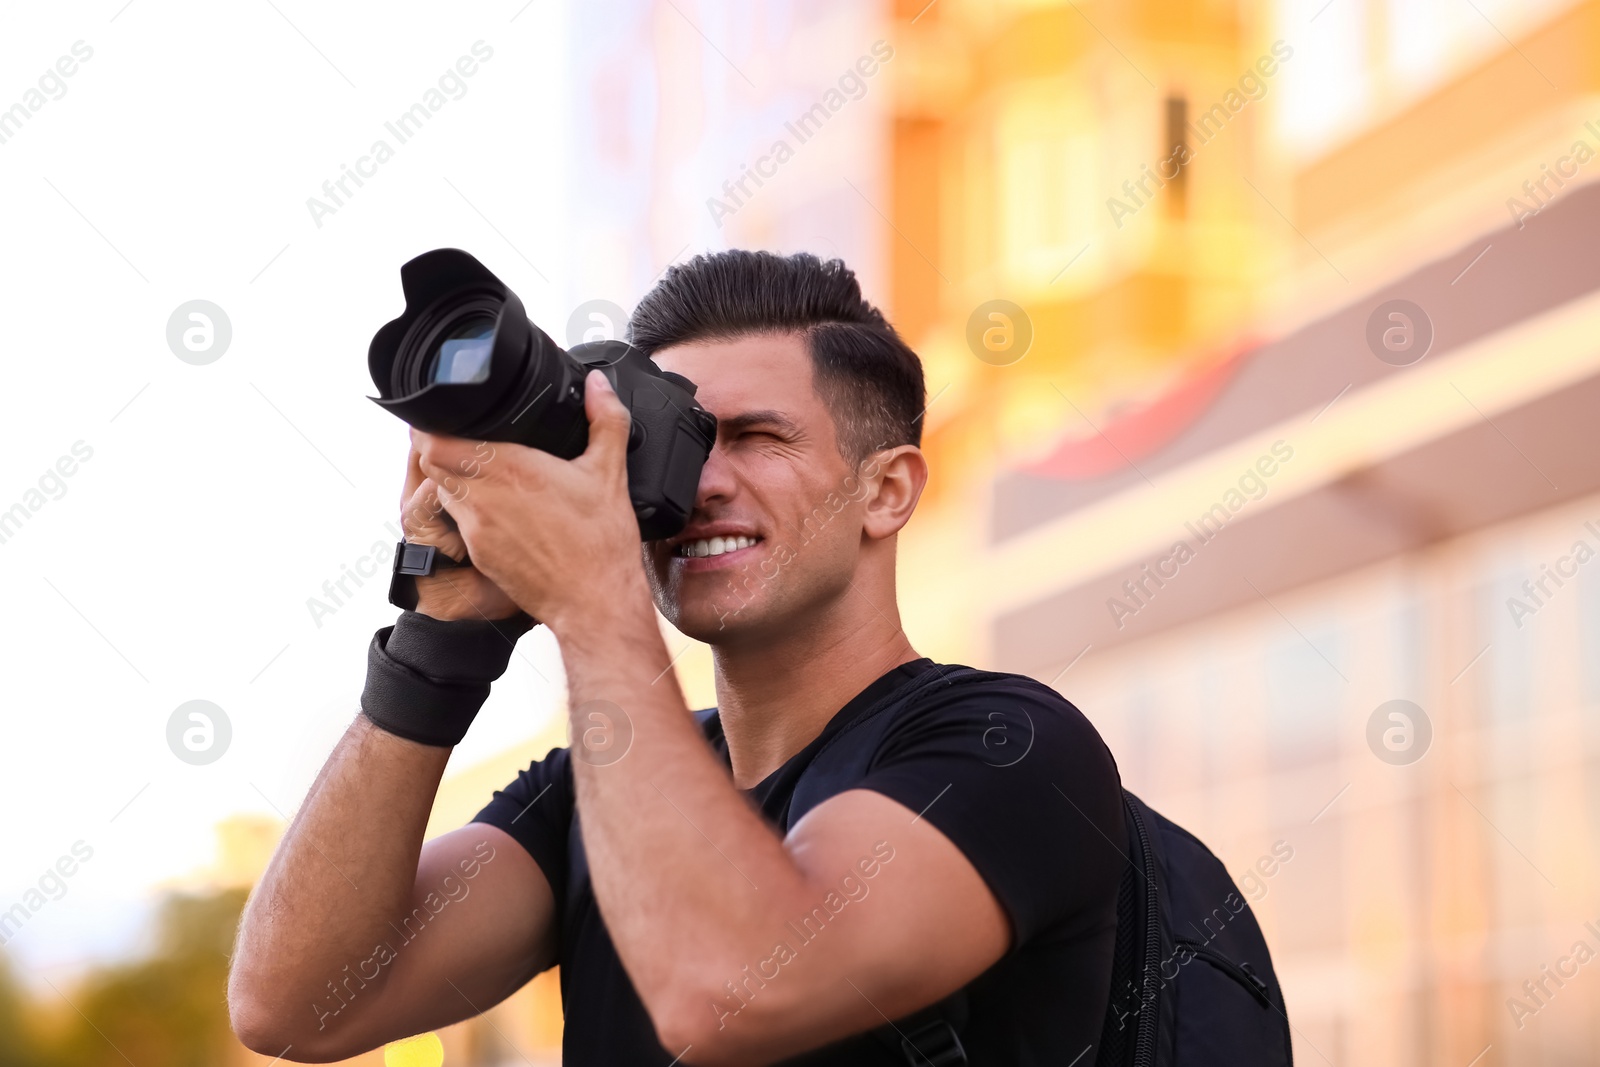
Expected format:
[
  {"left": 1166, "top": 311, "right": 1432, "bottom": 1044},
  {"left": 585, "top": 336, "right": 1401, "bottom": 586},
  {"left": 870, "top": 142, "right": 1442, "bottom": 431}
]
[
  {"left": 2, "top": 888, "right": 250, "bottom": 1067},
  {"left": 0, "top": 951, "right": 49, "bottom": 1067}
]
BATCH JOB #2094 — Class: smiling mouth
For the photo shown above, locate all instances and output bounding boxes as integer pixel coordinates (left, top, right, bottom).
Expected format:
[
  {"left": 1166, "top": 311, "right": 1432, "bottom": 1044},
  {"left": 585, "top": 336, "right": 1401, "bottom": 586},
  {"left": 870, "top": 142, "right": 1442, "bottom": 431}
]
[{"left": 674, "top": 535, "right": 762, "bottom": 559}]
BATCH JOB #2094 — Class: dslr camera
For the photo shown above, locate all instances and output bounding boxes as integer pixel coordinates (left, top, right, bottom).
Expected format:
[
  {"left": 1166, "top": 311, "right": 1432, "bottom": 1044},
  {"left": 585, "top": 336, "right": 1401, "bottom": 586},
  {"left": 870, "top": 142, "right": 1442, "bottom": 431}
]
[{"left": 368, "top": 248, "right": 716, "bottom": 541}]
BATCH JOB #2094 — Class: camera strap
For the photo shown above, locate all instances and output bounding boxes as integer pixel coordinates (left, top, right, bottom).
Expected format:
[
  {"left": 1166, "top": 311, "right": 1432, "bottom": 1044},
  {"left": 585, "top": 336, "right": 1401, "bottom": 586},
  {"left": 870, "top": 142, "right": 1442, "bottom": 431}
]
[{"left": 388, "top": 540, "right": 471, "bottom": 611}]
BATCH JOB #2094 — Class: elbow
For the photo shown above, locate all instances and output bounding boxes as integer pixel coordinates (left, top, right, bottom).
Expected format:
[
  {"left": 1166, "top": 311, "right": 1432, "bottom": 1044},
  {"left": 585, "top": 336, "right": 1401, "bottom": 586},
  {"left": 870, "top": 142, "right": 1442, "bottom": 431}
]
[
  {"left": 227, "top": 966, "right": 342, "bottom": 1063},
  {"left": 647, "top": 994, "right": 706, "bottom": 1065},
  {"left": 647, "top": 986, "right": 727, "bottom": 1066},
  {"left": 227, "top": 973, "right": 297, "bottom": 1060},
  {"left": 227, "top": 921, "right": 299, "bottom": 1058},
  {"left": 229, "top": 1007, "right": 343, "bottom": 1064},
  {"left": 227, "top": 958, "right": 275, "bottom": 1052},
  {"left": 648, "top": 980, "right": 782, "bottom": 1067},
  {"left": 228, "top": 992, "right": 296, "bottom": 1060}
]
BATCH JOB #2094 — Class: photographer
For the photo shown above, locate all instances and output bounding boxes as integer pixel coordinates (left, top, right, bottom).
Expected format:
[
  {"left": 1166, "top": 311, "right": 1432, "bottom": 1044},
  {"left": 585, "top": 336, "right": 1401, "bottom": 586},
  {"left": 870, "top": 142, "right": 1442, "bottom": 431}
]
[{"left": 227, "top": 251, "right": 1125, "bottom": 1065}]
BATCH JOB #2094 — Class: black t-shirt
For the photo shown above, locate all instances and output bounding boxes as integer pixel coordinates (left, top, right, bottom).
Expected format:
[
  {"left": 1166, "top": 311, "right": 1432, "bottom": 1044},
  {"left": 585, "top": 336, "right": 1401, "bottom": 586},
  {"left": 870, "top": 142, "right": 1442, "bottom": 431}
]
[{"left": 472, "top": 658, "right": 1125, "bottom": 1064}]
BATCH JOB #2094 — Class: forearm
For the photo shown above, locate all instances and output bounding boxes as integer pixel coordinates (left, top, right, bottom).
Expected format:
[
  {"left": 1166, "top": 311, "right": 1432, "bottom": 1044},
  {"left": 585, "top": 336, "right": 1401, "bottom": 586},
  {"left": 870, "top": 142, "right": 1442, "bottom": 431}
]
[
  {"left": 230, "top": 715, "right": 449, "bottom": 1025},
  {"left": 557, "top": 585, "right": 816, "bottom": 1040},
  {"left": 230, "top": 597, "right": 533, "bottom": 1050}
]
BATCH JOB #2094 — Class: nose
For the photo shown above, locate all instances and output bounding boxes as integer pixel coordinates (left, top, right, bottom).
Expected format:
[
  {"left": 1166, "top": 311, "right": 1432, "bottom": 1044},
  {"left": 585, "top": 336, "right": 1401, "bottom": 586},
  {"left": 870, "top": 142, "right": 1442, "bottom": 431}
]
[{"left": 691, "top": 438, "right": 741, "bottom": 512}]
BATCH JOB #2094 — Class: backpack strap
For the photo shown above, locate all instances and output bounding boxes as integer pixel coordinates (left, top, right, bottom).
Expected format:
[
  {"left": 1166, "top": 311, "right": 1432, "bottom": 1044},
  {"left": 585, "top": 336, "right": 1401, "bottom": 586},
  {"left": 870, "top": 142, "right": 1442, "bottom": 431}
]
[{"left": 868, "top": 995, "right": 970, "bottom": 1066}]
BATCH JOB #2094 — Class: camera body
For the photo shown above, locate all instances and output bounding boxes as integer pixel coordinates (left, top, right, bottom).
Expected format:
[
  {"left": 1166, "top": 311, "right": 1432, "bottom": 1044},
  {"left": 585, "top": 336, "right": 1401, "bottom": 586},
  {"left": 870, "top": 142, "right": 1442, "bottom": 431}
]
[{"left": 367, "top": 248, "right": 716, "bottom": 541}]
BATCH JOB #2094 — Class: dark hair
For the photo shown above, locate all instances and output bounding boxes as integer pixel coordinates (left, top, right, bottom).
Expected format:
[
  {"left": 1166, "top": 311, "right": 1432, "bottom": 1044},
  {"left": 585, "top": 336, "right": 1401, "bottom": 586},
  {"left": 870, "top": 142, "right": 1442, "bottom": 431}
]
[{"left": 626, "top": 250, "right": 926, "bottom": 463}]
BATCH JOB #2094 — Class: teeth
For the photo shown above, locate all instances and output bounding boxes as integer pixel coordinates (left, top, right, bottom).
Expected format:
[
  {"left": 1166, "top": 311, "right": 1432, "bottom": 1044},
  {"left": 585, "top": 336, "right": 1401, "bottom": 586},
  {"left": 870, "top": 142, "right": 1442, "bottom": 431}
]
[{"left": 677, "top": 535, "right": 759, "bottom": 558}]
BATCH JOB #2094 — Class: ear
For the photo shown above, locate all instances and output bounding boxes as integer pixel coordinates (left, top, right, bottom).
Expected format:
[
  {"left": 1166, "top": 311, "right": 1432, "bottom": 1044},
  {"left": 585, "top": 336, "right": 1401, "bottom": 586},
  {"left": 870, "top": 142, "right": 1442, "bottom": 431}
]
[{"left": 861, "top": 446, "right": 927, "bottom": 541}]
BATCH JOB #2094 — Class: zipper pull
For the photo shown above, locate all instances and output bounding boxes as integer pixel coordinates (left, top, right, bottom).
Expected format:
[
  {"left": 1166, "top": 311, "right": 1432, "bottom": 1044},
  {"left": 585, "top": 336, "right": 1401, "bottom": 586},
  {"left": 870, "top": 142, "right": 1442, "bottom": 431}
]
[{"left": 1240, "top": 961, "right": 1271, "bottom": 1002}]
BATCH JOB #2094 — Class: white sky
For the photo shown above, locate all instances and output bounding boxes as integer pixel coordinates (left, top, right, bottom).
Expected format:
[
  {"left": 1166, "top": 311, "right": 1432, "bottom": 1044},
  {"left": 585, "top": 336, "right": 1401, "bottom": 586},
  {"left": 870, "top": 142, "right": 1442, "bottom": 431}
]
[{"left": 0, "top": 0, "right": 573, "bottom": 981}]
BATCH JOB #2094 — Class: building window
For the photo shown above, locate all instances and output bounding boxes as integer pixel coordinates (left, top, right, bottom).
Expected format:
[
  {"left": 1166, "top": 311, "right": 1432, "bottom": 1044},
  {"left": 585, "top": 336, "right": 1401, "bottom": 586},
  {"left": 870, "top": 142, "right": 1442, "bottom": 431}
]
[
  {"left": 1580, "top": 569, "right": 1600, "bottom": 707},
  {"left": 1389, "top": 586, "right": 1426, "bottom": 702},
  {"left": 1264, "top": 621, "right": 1346, "bottom": 762},
  {"left": 996, "top": 87, "right": 1101, "bottom": 284},
  {"left": 1478, "top": 566, "right": 1534, "bottom": 723},
  {"left": 1164, "top": 94, "right": 1188, "bottom": 217},
  {"left": 1273, "top": 0, "right": 1370, "bottom": 157}
]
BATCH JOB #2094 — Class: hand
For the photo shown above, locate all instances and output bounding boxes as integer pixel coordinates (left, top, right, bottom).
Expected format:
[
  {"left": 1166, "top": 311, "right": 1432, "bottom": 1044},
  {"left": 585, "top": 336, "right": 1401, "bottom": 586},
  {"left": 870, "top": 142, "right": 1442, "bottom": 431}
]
[
  {"left": 413, "top": 370, "right": 647, "bottom": 636},
  {"left": 398, "top": 434, "right": 523, "bottom": 622}
]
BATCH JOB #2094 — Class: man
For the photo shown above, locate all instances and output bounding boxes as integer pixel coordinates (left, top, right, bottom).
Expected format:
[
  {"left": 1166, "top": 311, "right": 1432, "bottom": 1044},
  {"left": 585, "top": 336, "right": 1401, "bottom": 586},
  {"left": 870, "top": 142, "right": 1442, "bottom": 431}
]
[{"left": 228, "top": 251, "right": 1125, "bottom": 1065}]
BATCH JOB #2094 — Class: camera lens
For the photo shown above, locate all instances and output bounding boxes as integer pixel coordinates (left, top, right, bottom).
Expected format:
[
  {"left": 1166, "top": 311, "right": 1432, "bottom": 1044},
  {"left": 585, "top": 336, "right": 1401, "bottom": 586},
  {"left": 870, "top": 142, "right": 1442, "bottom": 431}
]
[
  {"left": 369, "top": 248, "right": 715, "bottom": 539},
  {"left": 429, "top": 313, "right": 496, "bottom": 385}
]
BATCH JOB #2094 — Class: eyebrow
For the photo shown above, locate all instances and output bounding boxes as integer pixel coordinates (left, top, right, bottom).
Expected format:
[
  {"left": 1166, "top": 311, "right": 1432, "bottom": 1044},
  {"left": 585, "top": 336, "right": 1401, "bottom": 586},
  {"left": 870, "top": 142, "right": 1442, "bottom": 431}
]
[{"left": 718, "top": 410, "right": 804, "bottom": 437}]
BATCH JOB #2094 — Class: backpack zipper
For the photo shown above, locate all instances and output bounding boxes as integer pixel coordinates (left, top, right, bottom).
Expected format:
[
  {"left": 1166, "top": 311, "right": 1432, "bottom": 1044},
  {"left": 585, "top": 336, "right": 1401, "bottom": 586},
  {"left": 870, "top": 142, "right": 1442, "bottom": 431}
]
[
  {"left": 1171, "top": 938, "right": 1273, "bottom": 1008},
  {"left": 1125, "top": 799, "right": 1161, "bottom": 1067}
]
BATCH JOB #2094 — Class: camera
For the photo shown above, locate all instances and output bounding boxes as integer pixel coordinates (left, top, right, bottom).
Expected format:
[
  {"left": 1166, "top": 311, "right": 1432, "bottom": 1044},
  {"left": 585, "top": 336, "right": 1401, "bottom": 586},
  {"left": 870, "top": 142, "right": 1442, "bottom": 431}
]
[{"left": 367, "top": 248, "right": 717, "bottom": 541}]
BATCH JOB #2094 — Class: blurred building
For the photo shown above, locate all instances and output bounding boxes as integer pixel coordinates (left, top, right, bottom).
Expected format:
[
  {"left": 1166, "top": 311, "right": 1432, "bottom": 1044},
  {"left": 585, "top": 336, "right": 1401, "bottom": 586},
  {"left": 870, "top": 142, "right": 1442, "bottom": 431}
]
[
  {"left": 887, "top": 0, "right": 1600, "bottom": 1063},
  {"left": 562, "top": 0, "right": 890, "bottom": 336}
]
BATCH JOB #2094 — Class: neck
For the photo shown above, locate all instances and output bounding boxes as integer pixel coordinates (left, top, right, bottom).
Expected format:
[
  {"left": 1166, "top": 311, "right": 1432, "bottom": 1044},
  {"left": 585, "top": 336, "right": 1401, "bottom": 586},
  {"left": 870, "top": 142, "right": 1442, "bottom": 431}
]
[{"left": 711, "top": 575, "right": 919, "bottom": 790}]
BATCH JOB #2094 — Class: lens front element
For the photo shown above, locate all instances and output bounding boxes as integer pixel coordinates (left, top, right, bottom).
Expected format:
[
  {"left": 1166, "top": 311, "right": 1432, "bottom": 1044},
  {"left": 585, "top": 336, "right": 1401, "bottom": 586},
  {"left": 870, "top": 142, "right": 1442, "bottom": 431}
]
[{"left": 429, "top": 315, "right": 496, "bottom": 384}]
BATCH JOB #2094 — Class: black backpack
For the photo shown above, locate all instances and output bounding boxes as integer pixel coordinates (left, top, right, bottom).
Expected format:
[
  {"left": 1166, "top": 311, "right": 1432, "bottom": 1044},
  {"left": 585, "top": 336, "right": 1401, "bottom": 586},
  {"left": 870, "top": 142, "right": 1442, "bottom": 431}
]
[
  {"left": 772, "top": 664, "right": 1294, "bottom": 1067},
  {"left": 1094, "top": 792, "right": 1294, "bottom": 1067}
]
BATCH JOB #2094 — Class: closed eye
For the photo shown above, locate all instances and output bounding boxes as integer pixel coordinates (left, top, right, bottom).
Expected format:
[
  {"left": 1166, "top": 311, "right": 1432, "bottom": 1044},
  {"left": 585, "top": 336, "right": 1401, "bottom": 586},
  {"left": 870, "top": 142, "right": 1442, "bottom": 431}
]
[
  {"left": 716, "top": 410, "right": 809, "bottom": 458},
  {"left": 719, "top": 410, "right": 804, "bottom": 442}
]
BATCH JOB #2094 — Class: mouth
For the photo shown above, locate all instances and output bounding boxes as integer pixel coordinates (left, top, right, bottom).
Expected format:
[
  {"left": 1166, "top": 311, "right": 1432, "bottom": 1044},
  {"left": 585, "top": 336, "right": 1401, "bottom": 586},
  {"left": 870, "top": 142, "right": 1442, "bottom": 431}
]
[{"left": 673, "top": 534, "right": 763, "bottom": 560}]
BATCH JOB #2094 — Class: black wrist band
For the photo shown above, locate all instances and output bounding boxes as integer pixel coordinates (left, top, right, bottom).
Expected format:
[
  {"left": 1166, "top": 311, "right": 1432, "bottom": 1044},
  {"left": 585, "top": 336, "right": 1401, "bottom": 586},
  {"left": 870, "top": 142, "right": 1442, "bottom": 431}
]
[
  {"left": 360, "top": 609, "right": 535, "bottom": 747},
  {"left": 389, "top": 541, "right": 471, "bottom": 612}
]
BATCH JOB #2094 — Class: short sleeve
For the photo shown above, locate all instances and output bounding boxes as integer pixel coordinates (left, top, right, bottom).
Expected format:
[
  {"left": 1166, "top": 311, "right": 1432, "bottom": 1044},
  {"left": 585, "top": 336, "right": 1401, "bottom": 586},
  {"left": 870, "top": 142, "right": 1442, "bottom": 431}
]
[
  {"left": 472, "top": 746, "right": 576, "bottom": 913},
  {"left": 854, "top": 676, "right": 1125, "bottom": 950}
]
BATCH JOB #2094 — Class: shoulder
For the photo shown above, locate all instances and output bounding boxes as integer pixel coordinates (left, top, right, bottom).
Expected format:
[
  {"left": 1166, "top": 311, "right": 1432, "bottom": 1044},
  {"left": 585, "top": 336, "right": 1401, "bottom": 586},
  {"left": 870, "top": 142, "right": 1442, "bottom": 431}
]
[
  {"left": 854, "top": 664, "right": 1126, "bottom": 944},
  {"left": 888, "top": 663, "right": 1116, "bottom": 771},
  {"left": 880, "top": 663, "right": 1125, "bottom": 844},
  {"left": 910, "top": 663, "right": 1092, "bottom": 715}
]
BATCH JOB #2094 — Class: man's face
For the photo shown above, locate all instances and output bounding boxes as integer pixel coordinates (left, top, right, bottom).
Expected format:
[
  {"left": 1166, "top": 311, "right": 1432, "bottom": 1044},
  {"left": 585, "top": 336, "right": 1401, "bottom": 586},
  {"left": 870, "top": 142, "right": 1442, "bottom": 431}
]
[{"left": 643, "top": 332, "right": 868, "bottom": 644}]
